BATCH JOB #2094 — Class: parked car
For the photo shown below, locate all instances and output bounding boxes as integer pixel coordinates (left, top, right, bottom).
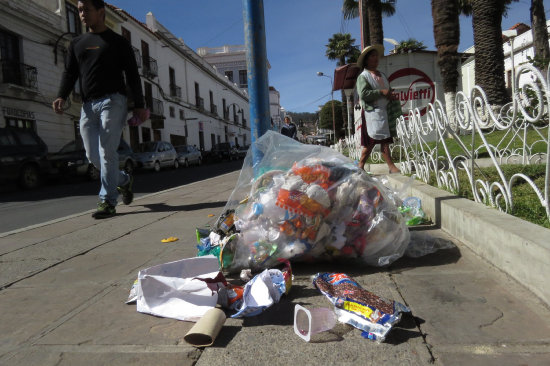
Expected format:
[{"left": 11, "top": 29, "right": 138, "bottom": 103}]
[
  {"left": 175, "top": 145, "right": 202, "bottom": 167},
  {"left": 210, "top": 142, "right": 238, "bottom": 162},
  {"left": 237, "top": 145, "right": 249, "bottom": 159},
  {"left": 48, "top": 138, "right": 137, "bottom": 180},
  {"left": 0, "top": 127, "right": 50, "bottom": 189},
  {"left": 134, "top": 141, "right": 179, "bottom": 172}
]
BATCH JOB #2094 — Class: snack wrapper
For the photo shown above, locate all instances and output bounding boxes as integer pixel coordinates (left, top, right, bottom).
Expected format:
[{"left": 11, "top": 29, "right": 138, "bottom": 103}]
[{"left": 313, "top": 272, "right": 410, "bottom": 342}]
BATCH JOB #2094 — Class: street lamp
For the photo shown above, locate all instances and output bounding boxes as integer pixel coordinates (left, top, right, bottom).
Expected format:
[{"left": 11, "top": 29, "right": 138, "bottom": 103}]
[{"left": 317, "top": 71, "right": 336, "bottom": 144}]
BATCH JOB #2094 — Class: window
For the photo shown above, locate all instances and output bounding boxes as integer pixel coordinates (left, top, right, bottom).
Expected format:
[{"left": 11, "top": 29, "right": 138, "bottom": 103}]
[
  {"left": 0, "top": 30, "right": 21, "bottom": 85},
  {"left": 239, "top": 70, "right": 247, "bottom": 87},
  {"left": 5, "top": 118, "right": 36, "bottom": 130},
  {"left": 66, "top": 2, "right": 82, "bottom": 35},
  {"left": 169, "top": 67, "right": 176, "bottom": 85},
  {"left": 179, "top": 109, "right": 184, "bottom": 120},
  {"left": 225, "top": 71, "right": 233, "bottom": 82},
  {"left": 142, "top": 127, "right": 151, "bottom": 142},
  {"left": 121, "top": 26, "right": 131, "bottom": 42},
  {"left": 169, "top": 106, "right": 175, "bottom": 118}
]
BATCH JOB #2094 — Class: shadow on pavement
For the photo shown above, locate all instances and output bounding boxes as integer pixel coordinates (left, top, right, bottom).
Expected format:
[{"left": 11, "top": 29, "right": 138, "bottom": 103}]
[
  {"left": 388, "top": 246, "right": 461, "bottom": 274},
  {"left": 117, "top": 201, "right": 228, "bottom": 214},
  {"left": 209, "top": 325, "right": 242, "bottom": 348}
]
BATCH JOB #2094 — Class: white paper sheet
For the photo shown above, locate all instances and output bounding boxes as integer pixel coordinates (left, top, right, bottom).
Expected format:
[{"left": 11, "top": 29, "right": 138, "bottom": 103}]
[{"left": 135, "top": 255, "right": 221, "bottom": 322}]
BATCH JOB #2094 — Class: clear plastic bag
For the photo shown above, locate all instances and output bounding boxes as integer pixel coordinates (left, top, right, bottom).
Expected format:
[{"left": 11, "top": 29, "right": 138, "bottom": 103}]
[{"left": 214, "top": 131, "right": 410, "bottom": 272}]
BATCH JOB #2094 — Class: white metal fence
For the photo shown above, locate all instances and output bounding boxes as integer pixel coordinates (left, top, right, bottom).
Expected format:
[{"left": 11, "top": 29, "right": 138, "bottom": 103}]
[{"left": 334, "top": 63, "right": 549, "bottom": 222}]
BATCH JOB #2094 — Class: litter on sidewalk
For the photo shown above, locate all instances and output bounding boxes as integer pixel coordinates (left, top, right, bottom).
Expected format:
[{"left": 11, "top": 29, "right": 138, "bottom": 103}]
[
  {"left": 197, "top": 131, "right": 411, "bottom": 272},
  {"left": 125, "top": 131, "right": 456, "bottom": 346},
  {"left": 313, "top": 273, "right": 410, "bottom": 342}
]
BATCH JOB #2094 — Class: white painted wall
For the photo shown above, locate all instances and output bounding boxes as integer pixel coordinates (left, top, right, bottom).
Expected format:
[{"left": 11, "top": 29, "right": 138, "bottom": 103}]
[
  {"left": 0, "top": 0, "right": 75, "bottom": 152},
  {"left": 460, "top": 21, "right": 550, "bottom": 97},
  {"left": 1, "top": 1, "right": 251, "bottom": 154}
]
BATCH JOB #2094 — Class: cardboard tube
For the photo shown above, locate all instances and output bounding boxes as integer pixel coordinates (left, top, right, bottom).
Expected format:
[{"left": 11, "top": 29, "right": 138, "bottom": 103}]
[{"left": 184, "top": 308, "right": 226, "bottom": 347}]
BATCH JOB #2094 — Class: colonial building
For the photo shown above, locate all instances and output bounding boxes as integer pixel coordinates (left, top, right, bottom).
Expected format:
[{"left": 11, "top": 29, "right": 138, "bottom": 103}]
[
  {"left": 0, "top": 0, "right": 250, "bottom": 154},
  {"left": 198, "top": 44, "right": 281, "bottom": 135},
  {"left": 461, "top": 21, "right": 550, "bottom": 97}
]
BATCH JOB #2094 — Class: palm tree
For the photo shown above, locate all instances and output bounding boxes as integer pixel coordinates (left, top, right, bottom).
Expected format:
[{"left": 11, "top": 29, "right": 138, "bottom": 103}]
[
  {"left": 395, "top": 38, "right": 428, "bottom": 53},
  {"left": 325, "top": 33, "right": 360, "bottom": 138},
  {"left": 470, "top": 0, "right": 518, "bottom": 106},
  {"left": 325, "top": 33, "right": 360, "bottom": 66},
  {"left": 431, "top": 0, "right": 460, "bottom": 127},
  {"left": 342, "top": 0, "right": 396, "bottom": 48},
  {"left": 530, "top": 0, "right": 550, "bottom": 69}
]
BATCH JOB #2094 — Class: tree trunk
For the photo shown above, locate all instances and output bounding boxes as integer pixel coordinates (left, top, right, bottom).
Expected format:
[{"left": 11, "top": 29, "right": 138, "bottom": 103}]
[
  {"left": 359, "top": 0, "right": 370, "bottom": 49},
  {"left": 472, "top": 0, "right": 509, "bottom": 106},
  {"left": 367, "top": 0, "right": 384, "bottom": 45},
  {"left": 531, "top": 0, "right": 550, "bottom": 67},
  {"left": 432, "top": 0, "right": 460, "bottom": 127}
]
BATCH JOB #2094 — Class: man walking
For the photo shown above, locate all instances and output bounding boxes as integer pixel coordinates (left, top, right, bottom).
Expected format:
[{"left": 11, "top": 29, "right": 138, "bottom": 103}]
[{"left": 53, "top": 0, "right": 147, "bottom": 219}]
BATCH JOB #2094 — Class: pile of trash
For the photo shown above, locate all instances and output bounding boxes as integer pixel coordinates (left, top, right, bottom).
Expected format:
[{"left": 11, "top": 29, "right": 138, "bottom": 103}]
[
  {"left": 197, "top": 131, "right": 410, "bottom": 272},
  {"left": 125, "top": 131, "right": 455, "bottom": 346}
]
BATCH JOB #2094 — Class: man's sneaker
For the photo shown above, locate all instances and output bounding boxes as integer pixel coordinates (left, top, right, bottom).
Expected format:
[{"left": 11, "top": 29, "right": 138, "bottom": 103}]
[
  {"left": 92, "top": 201, "right": 116, "bottom": 219},
  {"left": 117, "top": 175, "right": 134, "bottom": 205}
]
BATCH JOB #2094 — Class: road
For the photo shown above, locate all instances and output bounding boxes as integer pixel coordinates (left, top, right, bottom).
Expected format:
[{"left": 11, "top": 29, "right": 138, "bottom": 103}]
[{"left": 0, "top": 159, "right": 244, "bottom": 234}]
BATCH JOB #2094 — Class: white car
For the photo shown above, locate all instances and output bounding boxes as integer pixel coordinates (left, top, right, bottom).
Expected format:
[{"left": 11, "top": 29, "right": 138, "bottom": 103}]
[
  {"left": 134, "top": 141, "right": 179, "bottom": 172},
  {"left": 175, "top": 145, "right": 202, "bottom": 167}
]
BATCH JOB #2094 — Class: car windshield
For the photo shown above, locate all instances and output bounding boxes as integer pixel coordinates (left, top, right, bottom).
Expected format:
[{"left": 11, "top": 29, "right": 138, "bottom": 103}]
[
  {"left": 58, "top": 140, "right": 83, "bottom": 153},
  {"left": 175, "top": 145, "right": 188, "bottom": 153},
  {"left": 137, "top": 142, "right": 157, "bottom": 153}
]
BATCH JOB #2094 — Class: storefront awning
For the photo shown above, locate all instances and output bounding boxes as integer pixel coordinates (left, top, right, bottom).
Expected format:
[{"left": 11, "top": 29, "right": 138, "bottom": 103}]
[{"left": 333, "top": 64, "right": 361, "bottom": 92}]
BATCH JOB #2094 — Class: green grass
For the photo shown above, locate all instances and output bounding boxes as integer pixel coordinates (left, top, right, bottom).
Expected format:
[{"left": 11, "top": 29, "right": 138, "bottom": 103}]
[
  {"left": 364, "top": 126, "right": 548, "bottom": 164},
  {"left": 421, "top": 164, "right": 549, "bottom": 229}
]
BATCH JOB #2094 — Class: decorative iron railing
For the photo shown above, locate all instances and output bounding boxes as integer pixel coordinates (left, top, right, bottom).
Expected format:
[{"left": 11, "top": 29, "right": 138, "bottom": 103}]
[
  {"left": 0, "top": 60, "right": 38, "bottom": 89},
  {"left": 169, "top": 83, "right": 182, "bottom": 99},
  {"left": 142, "top": 56, "right": 158, "bottom": 78},
  {"left": 196, "top": 96, "right": 204, "bottom": 110},
  {"left": 146, "top": 97, "right": 164, "bottom": 117},
  {"left": 335, "top": 63, "right": 549, "bottom": 222}
]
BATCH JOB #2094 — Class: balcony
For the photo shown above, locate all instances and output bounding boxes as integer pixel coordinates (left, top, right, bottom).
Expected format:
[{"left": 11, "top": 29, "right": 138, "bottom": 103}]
[
  {"left": 169, "top": 83, "right": 182, "bottom": 99},
  {"left": 146, "top": 97, "right": 164, "bottom": 118},
  {"left": 0, "top": 60, "right": 38, "bottom": 90},
  {"left": 210, "top": 104, "right": 217, "bottom": 116},
  {"left": 142, "top": 56, "right": 158, "bottom": 78},
  {"left": 195, "top": 96, "right": 204, "bottom": 111},
  {"left": 132, "top": 47, "right": 141, "bottom": 68}
]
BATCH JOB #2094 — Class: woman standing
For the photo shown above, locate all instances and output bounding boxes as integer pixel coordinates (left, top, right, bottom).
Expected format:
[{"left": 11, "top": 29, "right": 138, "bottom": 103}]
[{"left": 356, "top": 44, "right": 401, "bottom": 174}]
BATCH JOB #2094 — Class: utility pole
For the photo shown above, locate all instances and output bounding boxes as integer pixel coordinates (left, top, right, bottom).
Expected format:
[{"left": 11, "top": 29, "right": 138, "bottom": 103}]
[{"left": 243, "top": 0, "right": 270, "bottom": 167}]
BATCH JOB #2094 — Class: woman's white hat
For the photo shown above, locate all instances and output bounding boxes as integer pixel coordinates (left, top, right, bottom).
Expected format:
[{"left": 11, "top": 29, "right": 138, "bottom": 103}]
[{"left": 356, "top": 44, "right": 384, "bottom": 70}]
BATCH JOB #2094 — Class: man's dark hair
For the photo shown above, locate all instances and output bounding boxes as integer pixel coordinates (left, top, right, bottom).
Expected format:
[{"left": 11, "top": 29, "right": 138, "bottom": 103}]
[{"left": 78, "top": 0, "right": 105, "bottom": 9}]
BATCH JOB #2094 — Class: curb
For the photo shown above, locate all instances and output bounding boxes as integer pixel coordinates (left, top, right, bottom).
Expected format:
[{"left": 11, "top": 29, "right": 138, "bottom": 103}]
[{"left": 385, "top": 173, "right": 550, "bottom": 307}]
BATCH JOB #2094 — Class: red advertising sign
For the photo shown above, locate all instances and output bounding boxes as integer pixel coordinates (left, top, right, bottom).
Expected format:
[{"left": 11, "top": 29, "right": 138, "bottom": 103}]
[{"left": 388, "top": 67, "right": 435, "bottom": 116}]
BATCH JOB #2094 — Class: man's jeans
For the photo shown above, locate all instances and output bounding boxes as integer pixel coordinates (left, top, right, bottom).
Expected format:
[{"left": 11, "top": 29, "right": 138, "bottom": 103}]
[{"left": 80, "top": 93, "right": 130, "bottom": 206}]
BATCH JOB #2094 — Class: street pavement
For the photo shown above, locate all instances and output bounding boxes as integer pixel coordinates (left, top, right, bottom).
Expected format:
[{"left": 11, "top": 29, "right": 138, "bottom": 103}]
[{"left": 1, "top": 170, "right": 549, "bottom": 366}]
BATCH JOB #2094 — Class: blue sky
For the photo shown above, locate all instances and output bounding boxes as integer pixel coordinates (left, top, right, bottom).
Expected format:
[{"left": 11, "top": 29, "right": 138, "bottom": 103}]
[{"left": 108, "top": 0, "right": 549, "bottom": 113}]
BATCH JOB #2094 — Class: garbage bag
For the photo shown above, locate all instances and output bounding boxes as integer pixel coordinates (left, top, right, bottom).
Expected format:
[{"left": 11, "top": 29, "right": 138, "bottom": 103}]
[{"left": 214, "top": 131, "right": 410, "bottom": 272}]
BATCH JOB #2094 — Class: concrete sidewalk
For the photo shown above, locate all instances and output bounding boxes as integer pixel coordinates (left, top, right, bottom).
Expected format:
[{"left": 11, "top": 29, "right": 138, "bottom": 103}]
[{"left": 1, "top": 170, "right": 549, "bottom": 366}]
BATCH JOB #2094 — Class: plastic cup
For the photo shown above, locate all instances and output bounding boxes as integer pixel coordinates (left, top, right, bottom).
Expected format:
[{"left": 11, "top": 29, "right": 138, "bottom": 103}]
[{"left": 294, "top": 304, "right": 337, "bottom": 342}]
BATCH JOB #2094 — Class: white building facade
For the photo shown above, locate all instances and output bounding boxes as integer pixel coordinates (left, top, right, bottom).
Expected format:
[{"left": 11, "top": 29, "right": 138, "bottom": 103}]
[
  {"left": 198, "top": 44, "right": 281, "bottom": 135},
  {"left": 461, "top": 21, "right": 550, "bottom": 97},
  {"left": 0, "top": 0, "right": 250, "bottom": 154}
]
